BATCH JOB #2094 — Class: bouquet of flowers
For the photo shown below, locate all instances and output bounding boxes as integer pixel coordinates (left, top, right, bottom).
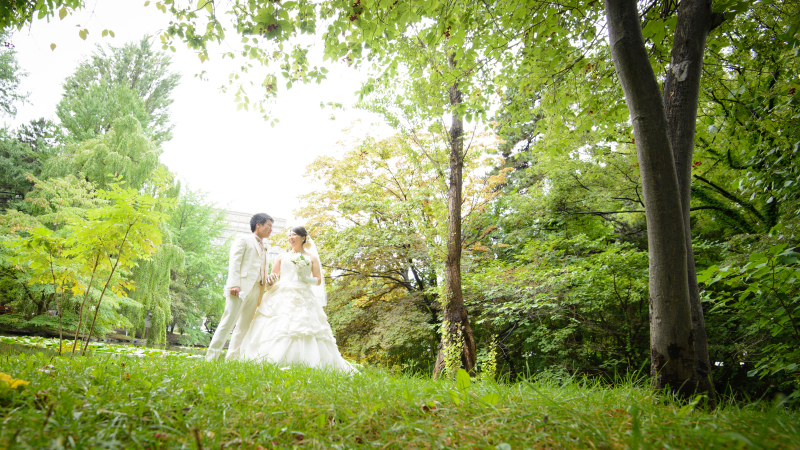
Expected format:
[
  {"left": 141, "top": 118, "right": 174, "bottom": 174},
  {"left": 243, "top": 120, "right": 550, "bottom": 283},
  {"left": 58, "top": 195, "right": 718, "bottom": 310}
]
[{"left": 292, "top": 254, "right": 310, "bottom": 269}]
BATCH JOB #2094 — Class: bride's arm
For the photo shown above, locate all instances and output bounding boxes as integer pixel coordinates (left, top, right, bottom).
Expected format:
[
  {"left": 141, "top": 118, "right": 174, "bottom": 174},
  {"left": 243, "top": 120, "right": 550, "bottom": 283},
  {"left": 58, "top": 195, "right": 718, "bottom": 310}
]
[
  {"left": 266, "top": 254, "right": 282, "bottom": 284},
  {"left": 271, "top": 255, "right": 282, "bottom": 276},
  {"left": 309, "top": 256, "right": 322, "bottom": 286}
]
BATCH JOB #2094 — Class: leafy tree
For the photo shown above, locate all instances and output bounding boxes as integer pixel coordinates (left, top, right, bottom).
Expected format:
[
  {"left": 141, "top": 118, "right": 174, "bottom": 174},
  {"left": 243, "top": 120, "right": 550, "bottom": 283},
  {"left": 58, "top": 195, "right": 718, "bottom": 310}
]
[
  {"left": 0, "top": 175, "right": 104, "bottom": 335},
  {"left": 69, "top": 181, "right": 173, "bottom": 354},
  {"left": 298, "top": 128, "right": 506, "bottom": 368},
  {"left": 0, "top": 32, "right": 26, "bottom": 117},
  {"left": 154, "top": 0, "right": 603, "bottom": 378},
  {"left": 692, "top": 0, "right": 800, "bottom": 237},
  {"left": 43, "top": 115, "right": 161, "bottom": 190},
  {"left": 1, "top": 171, "right": 175, "bottom": 350},
  {"left": 56, "top": 81, "right": 149, "bottom": 143},
  {"left": 0, "top": 119, "right": 62, "bottom": 211},
  {"left": 7, "top": 227, "right": 77, "bottom": 353},
  {"left": 56, "top": 38, "right": 179, "bottom": 145},
  {"left": 166, "top": 188, "right": 227, "bottom": 346},
  {"left": 601, "top": 0, "right": 727, "bottom": 398},
  {"left": 128, "top": 225, "right": 183, "bottom": 346}
]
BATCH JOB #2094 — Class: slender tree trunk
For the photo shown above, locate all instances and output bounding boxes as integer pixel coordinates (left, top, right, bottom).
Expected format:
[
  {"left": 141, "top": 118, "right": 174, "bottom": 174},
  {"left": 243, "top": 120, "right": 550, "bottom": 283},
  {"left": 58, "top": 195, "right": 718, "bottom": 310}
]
[
  {"left": 604, "top": 0, "right": 697, "bottom": 396},
  {"left": 72, "top": 255, "right": 100, "bottom": 357},
  {"left": 662, "top": 0, "right": 724, "bottom": 402},
  {"left": 82, "top": 224, "right": 134, "bottom": 356},
  {"left": 49, "top": 257, "right": 63, "bottom": 355},
  {"left": 433, "top": 55, "right": 477, "bottom": 379}
]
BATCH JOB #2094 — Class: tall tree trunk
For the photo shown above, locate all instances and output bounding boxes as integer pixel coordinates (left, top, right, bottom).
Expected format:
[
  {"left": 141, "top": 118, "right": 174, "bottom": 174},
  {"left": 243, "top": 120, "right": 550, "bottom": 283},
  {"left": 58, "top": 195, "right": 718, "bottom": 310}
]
[
  {"left": 662, "top": 0, "right": 724, "bottom": 402},
  {"left": 604, "top": 0, "right": 698, "bottom": 396},
  {"left": 433, "top": 55, "right": 477, "bottom": 379}
]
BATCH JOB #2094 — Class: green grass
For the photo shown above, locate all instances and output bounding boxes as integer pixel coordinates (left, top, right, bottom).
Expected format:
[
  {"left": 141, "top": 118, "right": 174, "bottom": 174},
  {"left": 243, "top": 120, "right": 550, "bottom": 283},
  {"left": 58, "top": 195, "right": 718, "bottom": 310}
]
[{"left": 0, "top": 343, "right": 798, "bottom": 449}]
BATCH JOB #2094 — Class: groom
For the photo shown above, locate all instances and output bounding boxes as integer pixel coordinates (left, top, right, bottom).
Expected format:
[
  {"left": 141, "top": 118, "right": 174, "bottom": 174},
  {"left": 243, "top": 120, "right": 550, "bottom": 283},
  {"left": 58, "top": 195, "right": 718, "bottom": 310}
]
[{"left": 206, "top": 213, "right": 275, "bottom": 362}]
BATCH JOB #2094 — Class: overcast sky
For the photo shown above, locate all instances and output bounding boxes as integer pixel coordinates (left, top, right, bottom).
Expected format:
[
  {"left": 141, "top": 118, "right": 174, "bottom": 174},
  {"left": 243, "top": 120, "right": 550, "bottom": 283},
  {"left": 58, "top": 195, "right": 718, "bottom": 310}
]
[{"left": 6, "top": 0, "right": 390, "bottom": 223}]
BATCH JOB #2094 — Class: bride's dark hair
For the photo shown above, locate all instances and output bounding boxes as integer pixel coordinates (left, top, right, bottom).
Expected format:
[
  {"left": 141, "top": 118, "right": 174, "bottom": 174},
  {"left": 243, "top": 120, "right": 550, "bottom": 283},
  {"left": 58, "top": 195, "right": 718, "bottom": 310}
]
[{"left": 291, "top": 226, "right": 308, "bottom": 244}]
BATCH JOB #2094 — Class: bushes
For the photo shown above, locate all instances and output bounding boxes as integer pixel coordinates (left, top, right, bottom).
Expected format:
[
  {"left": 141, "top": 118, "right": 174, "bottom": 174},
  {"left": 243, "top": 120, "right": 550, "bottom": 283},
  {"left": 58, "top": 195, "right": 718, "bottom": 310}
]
[
  {"left": 464, "top": 235, "right": 650, "bottom": 379},
  {"left": 700, "top": 224, "right": 800, "bottom": 398}
]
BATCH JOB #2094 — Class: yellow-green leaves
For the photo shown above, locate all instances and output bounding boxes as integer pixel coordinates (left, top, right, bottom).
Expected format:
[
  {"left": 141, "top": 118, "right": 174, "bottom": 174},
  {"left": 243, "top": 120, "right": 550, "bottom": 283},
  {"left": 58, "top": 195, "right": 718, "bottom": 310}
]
[
  {"left": 78, "top": 28, "right": 88, "bottom": 40},
  {"left": 480, "top": 393, "right": 500, "bottom": 406},
  {"left": 456, "top": 368, "right": 471, "bottom": 390},
  {"left": 1, "top": 0, "right": 81, "bottom": 31},
  {"left": 446, "top": 368, "right": 501, "bottom": 406},
  {"left": 50, "top": 43, "right": 57, "bottom": 51},
  {"left": 196, "top": 0, "right": 212, "bottom": 14}
]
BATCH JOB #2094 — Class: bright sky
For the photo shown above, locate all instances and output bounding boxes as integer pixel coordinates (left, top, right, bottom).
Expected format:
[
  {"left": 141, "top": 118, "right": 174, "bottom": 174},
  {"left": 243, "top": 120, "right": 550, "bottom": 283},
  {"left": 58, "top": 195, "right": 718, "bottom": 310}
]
[{"left": 6, "top": 0, "right": 390, "bottom": 223}]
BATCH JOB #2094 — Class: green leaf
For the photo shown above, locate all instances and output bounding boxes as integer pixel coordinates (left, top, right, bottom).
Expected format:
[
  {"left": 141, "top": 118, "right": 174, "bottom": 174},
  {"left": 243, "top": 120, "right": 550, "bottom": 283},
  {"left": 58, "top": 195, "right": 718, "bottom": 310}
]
[
  {"left": 456, "top": 368, "right": 470, "bottom": 390},
  {"left": 447, "top": 389, "right": 461, "bottom": 405},
  {"left": 197, "top": 0, "right": 212, "bottom": 13},
  {"left": 697, "top": 266, "right": 717, "bottom": 283},
  {"left": 676, "top": 394, "right": 703, "bottom": 418},
  {"left": 78, "top": 29, "right": 88, "bottom": 40},
  {"left": 480, "top": 393, "right": 500, "bottom": 406},
  {"left": 768, "top": 243, "right": 788, "bottom": 255},
  {"left": 49, "top": 43, "right": 57, "bottom": 51},
  {"left": 59, "top": 7, "right": 68, "bottom": 20}
]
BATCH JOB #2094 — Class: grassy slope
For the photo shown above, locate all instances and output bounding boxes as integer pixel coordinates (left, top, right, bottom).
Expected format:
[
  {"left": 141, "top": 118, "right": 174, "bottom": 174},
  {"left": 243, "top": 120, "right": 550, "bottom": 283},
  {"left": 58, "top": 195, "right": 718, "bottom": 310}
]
[{"left": 0, "top": 345, "right": 798, "bottom": 449}]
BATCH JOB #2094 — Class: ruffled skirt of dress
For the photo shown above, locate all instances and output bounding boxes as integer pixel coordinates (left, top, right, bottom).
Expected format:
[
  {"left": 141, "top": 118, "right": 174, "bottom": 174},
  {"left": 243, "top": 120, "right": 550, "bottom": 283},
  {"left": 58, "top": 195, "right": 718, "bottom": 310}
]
[{"left": 239, "top": 281, "right": 355, "bottom": 373}]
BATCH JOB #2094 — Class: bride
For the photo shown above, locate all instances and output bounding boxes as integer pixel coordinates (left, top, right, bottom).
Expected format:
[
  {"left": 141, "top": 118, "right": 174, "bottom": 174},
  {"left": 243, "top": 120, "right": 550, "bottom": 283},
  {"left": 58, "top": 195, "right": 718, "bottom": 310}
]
[{"left": 238, "top": 226, "right": 354, "bottom": 372}]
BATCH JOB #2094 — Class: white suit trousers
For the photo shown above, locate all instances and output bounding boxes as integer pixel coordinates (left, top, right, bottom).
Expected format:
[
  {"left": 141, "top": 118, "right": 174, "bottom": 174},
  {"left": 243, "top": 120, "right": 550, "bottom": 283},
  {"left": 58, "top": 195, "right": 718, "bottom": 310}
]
[{"left": 205, "top": 288, "right": 260, "bottom": 362}]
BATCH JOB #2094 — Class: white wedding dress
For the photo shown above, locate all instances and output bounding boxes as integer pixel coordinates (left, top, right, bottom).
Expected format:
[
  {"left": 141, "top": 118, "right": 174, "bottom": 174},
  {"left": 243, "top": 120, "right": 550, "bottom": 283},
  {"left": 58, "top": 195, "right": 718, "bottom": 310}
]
[{"left": 239, "top": 251, "right": 354, "bottom": 372}]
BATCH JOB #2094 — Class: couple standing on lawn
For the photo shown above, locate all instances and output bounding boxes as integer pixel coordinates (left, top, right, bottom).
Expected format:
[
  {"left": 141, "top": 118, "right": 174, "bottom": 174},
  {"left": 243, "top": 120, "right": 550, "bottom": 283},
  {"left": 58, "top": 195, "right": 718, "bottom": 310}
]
[{"left": 205, "top": 213, "right": 354, "bottom": 372}]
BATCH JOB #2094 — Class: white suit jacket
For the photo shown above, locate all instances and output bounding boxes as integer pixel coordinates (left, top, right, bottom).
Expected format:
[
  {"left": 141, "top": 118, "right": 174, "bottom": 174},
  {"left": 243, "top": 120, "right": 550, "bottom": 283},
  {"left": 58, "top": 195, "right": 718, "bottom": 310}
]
[{"left": 224, "top": 234, "right": 266, "bottom": 301}]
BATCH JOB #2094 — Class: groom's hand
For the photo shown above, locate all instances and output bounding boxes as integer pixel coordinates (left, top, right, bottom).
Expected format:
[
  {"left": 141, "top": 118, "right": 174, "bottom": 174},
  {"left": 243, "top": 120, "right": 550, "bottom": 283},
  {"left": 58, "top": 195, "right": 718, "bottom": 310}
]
[{"left": 229, "top": 287, "right": 241, "bottom": 297}]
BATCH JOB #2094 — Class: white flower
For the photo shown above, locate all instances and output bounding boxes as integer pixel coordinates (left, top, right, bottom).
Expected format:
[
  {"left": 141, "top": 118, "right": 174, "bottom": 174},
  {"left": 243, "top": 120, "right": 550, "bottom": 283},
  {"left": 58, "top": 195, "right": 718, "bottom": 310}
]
[{"left": 292, "top": 254, "right": 311, "bottom": 268}]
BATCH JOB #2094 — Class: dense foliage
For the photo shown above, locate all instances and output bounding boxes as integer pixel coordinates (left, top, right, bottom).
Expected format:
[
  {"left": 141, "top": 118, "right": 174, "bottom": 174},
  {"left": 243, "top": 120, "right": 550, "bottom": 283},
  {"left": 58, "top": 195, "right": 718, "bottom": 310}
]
[
  {"left": 286, "top": 0, "right": 800, "bottom": 399},
  {"left": 0, "top": 37, "right": 228, "bottom": 348}
]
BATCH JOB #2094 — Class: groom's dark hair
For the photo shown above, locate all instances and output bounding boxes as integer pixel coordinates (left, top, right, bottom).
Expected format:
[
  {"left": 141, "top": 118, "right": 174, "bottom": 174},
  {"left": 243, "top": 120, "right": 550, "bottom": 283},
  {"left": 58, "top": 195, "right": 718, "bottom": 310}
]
[{"left": 250, "top": 213, "right": 274, "bottom": 232}]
